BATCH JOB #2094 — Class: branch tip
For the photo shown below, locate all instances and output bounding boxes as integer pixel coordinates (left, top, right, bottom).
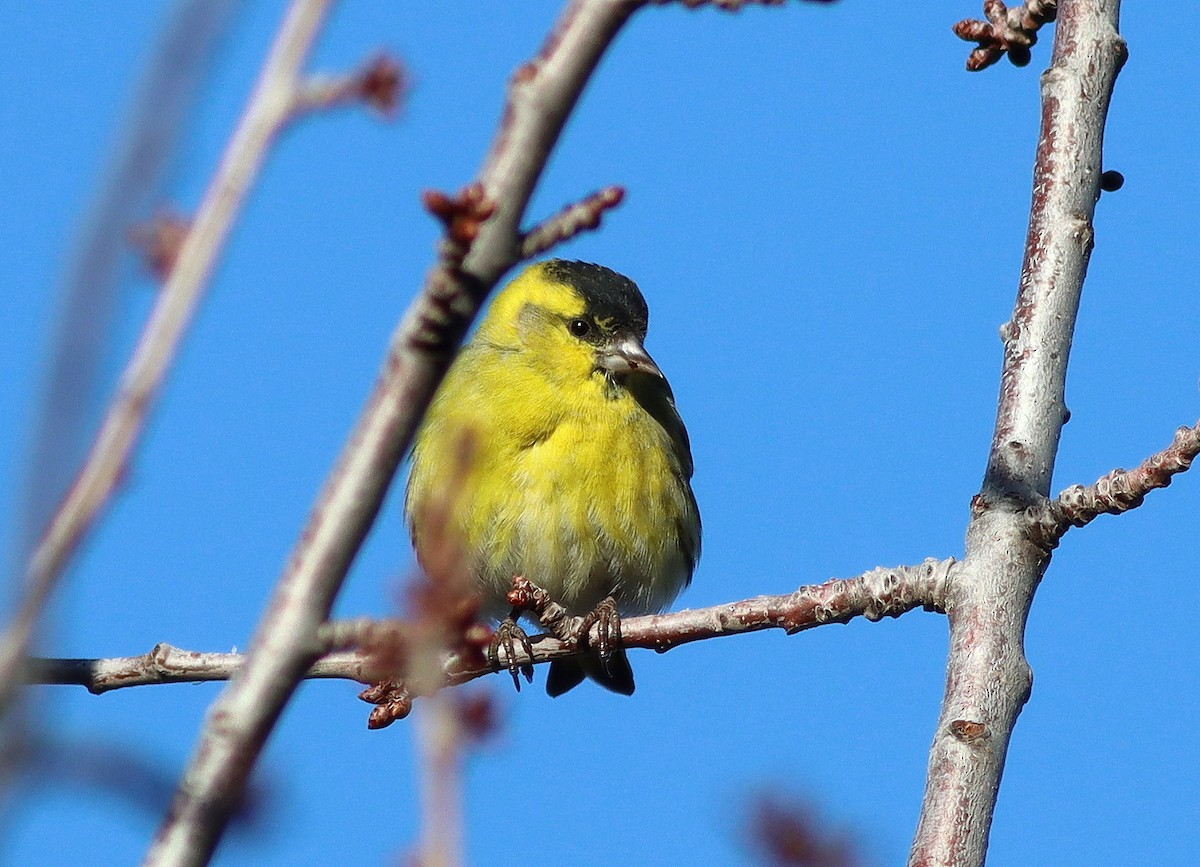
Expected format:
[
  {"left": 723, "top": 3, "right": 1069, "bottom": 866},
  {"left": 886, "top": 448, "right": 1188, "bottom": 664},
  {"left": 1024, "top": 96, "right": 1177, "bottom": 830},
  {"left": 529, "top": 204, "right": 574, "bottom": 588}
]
[
  {"left": 357, "top": 54, "right": 408, "bottom": 118},
  {"left": 954, "top": 0, "right": 1057, "bottom": 72},
  {"left": 422, "top": 184, "right": 497, "bottom": 251},
  {"left": 292, "top": 52, "right": 408, "bottom": 120},
  {"left": 360, "top": 681, "right": 412, "bottom": 729},
  {"left": 129, "top": 212, "right": 193, "bottom": 281},
  {"left": 519, "top": 185, "right": 626, "bottom": 260}
]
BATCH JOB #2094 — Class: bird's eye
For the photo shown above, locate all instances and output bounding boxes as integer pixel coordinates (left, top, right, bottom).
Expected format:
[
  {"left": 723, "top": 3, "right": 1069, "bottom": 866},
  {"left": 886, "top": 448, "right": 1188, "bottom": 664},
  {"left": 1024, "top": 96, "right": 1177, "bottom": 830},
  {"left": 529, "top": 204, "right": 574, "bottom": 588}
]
[{"left": 568, "top": 318, "right": 592, "bottom": 338}]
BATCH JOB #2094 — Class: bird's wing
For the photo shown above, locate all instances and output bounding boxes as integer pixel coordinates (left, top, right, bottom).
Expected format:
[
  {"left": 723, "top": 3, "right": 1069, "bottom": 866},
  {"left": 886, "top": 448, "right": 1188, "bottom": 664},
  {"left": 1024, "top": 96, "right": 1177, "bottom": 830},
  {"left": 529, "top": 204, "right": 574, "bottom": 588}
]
[{"left": 627, "top": 374, "right": 695, "bottom": 479}]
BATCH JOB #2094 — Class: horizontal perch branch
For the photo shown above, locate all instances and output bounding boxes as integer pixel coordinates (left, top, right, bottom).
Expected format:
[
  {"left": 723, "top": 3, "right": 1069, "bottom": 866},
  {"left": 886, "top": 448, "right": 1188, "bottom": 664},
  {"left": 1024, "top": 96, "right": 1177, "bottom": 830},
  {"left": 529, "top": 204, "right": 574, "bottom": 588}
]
[{"left": 28, "top": 559, "right": 953, "bottom": 697}]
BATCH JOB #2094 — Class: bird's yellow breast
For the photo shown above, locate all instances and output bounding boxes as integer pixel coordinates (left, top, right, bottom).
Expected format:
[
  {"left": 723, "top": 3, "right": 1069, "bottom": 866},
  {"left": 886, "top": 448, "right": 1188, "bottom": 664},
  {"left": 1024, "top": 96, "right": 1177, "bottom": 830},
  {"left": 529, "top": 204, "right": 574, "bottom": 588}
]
[{"left": 407, "top": 342, "right": 698, "bottom": 621}]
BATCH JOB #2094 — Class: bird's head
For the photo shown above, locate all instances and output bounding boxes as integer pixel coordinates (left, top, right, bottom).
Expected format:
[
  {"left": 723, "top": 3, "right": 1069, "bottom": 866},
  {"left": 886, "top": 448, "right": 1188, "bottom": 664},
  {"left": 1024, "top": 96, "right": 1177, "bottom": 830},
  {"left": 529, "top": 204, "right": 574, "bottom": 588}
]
[{"left": 477, "top": 259, "right": 664, "bottom": 386}]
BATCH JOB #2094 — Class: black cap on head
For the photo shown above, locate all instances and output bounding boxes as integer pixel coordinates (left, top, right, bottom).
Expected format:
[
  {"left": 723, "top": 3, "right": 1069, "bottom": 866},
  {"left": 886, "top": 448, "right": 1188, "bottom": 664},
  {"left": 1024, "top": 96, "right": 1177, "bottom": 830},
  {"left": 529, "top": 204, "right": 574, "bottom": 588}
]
[{"left": 543, "top": 259, "right": 649, "bottom": 337}]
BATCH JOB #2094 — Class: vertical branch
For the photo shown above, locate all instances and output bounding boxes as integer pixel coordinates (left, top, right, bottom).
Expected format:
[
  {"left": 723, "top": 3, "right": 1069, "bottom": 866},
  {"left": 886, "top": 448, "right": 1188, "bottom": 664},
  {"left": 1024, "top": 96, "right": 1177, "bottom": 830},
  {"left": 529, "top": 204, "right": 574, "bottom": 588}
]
[
  {"left": 145, "top": 2, "right": 645, "bottom": 865},
  {"left": 415, "top": 695, "right": 466, "bottom": 867},
  {"left": 909, "top": 2, "right": 1126, "bottom": 866},
  {"left": 0, "top": 0, "right": 335, "bottom": 723}
]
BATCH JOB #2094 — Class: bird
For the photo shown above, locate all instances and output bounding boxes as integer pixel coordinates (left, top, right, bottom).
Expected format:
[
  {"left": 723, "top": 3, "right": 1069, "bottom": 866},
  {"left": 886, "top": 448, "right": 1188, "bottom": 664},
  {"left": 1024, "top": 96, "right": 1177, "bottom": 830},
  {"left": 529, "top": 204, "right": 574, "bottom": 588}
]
[{"left": 405, "top": 259, "right": 700, "bottom": 696}]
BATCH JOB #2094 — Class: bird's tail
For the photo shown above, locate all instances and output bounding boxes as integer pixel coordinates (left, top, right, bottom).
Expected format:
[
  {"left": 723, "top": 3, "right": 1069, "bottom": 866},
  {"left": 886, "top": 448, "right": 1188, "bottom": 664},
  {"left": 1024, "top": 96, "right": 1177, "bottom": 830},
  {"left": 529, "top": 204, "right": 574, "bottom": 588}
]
[{"left": 545, "top": 648, "right": 635, "bottom": 697}]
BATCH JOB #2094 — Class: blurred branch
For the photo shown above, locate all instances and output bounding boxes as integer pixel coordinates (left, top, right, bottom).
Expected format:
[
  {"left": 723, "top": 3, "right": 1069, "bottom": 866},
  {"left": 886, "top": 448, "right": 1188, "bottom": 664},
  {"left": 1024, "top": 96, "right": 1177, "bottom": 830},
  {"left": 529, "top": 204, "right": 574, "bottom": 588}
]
[
  {"left": 415, "top": 694, "right": 465, "bottom": 867},
  {"left": 1027, "top": 420, "right": 1200, "bottom": 548},
  {"left": 291, "top": 53, "right": 408, "bottom": 119},
  {"left": 749, "top": 793, "right": 860, "bottom": 867},
  {"left": 0, "top": 0, "right": 237, "bottom": 735},
  {"left": 28, "top": 560, "right": 954, "bottom": 700},
  {"left": 7, "top": 4, "right": 399, "bottom": 735},
  {"left": 16, "top": 0, "right": 236, "bottom": 562},
  {"left": 0, "top": 0, "right": 352, "bottom": 729},
  {"left": 910, "top": 3, "right": 1126, "bottom": 866},
  {"left": 953, "top": 0, "right": 1058, "bottom": 71}
]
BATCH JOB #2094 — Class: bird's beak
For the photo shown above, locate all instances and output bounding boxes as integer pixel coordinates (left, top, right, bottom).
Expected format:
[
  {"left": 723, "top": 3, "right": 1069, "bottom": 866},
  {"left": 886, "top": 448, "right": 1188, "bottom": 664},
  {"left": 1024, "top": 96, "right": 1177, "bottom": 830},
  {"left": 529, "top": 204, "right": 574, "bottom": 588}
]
[{"left": 598, "top": 335, "right": 664, "bottom": 379}]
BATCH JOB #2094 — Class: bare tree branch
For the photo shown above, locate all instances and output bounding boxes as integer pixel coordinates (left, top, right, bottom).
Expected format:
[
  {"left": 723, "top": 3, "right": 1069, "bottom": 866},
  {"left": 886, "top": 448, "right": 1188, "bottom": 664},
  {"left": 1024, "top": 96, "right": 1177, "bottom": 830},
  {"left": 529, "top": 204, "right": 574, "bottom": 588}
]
[
  {"left": 1026, "top": 420, "right": 1200, "bottom": 548},
  {"left": 0, "top": 0, "right": 345, "bottom": 731},
  {"left": 291, "top": 53, "right": 408, "bottom": 119},
  {"left": 520, "top": 186, "right": 626, "bottom": 259},
  {"left": 910, "top": 3, "right": 1126, "bottom": 865},
  {"left": 28, "top": 561, "right": 953, "bottom": 701},
  {"left": 26, "top": 646, "right": 373, "bottom": 695}
]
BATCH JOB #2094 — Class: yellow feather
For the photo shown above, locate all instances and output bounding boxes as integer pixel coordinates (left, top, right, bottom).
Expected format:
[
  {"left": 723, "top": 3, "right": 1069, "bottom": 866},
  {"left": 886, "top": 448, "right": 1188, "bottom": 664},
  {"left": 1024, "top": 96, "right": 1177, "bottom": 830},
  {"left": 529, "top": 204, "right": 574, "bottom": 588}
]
[{"left": 406, "top": 260, "right": 700, "bottom": 644}]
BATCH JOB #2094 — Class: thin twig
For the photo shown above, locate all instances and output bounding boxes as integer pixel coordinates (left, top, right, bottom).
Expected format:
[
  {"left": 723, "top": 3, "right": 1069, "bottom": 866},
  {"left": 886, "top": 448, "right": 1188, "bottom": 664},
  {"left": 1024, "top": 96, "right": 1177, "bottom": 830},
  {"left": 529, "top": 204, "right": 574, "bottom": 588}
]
[
  {"left": 26, "top": 646, "right": 373, "bottom": 695},
  {"left": 147, "top": 2, "right": 652, "bottom": 864},
  {"left": 520, "top": 186, "right": 626, "bottom": 259},
  {"left": 1027, "top": 421, "right": 1200, "bottom": 548},
  {"left": 0, "top": 0, "right": 340, "bottom": 733},
  {"left": 28, "top": 561, "right": 954, "bottom": 701},
  {"left": 291, "top": 53, "right": 408, "bottom": 119},
  {"left": 17, "top": 0, "right": 235, "bottom": 566},
  {"left": 910, "top": 3, "right": 1126, "bottom": 866}
]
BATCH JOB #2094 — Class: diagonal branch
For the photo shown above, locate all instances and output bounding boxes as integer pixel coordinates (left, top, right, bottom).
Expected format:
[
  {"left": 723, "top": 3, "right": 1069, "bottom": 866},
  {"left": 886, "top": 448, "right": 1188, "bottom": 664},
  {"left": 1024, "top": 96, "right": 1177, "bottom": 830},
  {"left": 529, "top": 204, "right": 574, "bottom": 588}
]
[
  {"left": 0, "top": 0, "right": 345, "bottom": 733},
  {"left": 1026, "top": 420, "right": 1200, "bottom": 548},
  {"left": 520, "top": 186, "right": 626, "bottom": 259},
  {"left": 910, "top": 3, "right": 1126, "bottom": 866}
]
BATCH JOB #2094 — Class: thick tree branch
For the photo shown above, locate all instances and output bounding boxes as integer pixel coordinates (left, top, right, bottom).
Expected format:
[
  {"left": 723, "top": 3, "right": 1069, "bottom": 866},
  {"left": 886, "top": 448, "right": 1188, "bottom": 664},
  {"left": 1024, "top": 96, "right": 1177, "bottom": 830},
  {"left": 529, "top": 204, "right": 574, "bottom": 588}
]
[
  {"left": 28, "top": 561, "right": 953, "bottom": 700},
  {"left": 910, "top": 3, "right": 1126, "bottom": 866}
]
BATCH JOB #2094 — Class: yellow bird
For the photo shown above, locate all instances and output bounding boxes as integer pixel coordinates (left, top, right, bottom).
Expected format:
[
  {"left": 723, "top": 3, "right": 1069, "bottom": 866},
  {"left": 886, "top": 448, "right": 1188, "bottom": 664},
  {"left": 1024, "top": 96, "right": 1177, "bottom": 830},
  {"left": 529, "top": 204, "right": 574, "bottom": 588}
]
[{"left": 405, "top": 259, "right": 700, "bottom": 695}]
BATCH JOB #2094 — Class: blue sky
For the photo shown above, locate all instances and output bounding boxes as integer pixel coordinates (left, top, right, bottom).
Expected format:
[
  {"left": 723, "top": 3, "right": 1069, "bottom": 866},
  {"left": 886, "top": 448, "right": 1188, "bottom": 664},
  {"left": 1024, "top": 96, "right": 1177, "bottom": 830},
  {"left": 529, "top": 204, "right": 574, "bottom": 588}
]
[{"left": 1, "top": 2, "right": 1197, "bottom": 865}]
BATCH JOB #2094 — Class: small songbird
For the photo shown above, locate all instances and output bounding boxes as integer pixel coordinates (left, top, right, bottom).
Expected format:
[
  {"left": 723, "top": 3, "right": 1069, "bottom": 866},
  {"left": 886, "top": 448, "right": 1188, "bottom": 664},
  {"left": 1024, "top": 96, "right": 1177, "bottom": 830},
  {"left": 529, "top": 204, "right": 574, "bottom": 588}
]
[{"left": 405, "top": 259, "right": 700, "bottom": 696}]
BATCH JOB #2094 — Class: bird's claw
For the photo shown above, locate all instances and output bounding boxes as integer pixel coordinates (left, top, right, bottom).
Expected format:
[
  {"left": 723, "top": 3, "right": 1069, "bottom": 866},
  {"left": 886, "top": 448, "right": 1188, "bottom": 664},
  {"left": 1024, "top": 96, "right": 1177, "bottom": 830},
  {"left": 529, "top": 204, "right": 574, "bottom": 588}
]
[
  {"left": 490, "top": 616, "right": 534, "bottom": 691},
  {"left": 577, "top": 596, "right": 622, "bottom": 675}
]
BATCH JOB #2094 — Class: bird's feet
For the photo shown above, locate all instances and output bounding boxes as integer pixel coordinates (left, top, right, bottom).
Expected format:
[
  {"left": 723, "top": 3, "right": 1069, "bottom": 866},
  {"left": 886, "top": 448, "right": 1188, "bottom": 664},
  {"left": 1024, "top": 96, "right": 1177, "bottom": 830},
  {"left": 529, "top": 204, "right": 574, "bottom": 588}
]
[
  {"left": 576, "top": 596, "right": 622, "bottom": 676},
  {"left": 490, "top": 613, "right": 535, "bottom": 691},
  {"left": 545, "top": 596, "right": 633, "bottom": 696}
]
